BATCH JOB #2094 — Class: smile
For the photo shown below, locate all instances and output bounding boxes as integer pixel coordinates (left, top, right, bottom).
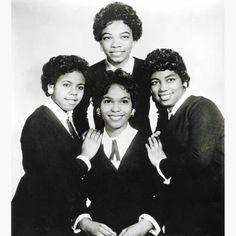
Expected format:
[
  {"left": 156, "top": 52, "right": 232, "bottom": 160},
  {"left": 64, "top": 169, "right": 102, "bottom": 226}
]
[
  {"left": 109, "top": 115, "right": 123, "bottom": 121},
  {"left": 110, "top": 51, "right": 124, "bottom": 56},
  {"left": 159, "top": 93, "right": 172, "bottom": 101}
]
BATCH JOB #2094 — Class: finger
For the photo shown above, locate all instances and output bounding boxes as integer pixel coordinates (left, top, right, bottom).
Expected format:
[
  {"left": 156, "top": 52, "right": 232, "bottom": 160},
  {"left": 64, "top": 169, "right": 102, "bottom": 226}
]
[
  {"left": 94, "top": 130, "right": 102, "bottom": 142},
  {"left": 100, "top": 224, "right": 117, "bottom": 236},
  {"left": 148, "top": 137, "right": 154, "bottom": 147},
  {"left": 85, "top": 128, "right": 94, "bottom": 138},
  {"left": 119, "top": 228, "right": 128, "bottom": 236},
  {"left": 151, "top": 136, "right": 158, "bottom": 147},
  {"left": 145, "top": 143, "right": 151, "bottom": 152}
]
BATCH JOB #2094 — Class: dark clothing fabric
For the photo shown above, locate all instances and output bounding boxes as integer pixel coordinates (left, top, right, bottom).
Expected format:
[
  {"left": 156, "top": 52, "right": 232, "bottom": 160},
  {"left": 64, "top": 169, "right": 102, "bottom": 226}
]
[
  {"left": 12, "top": 106, "right": 88, "bottom": 236},
  {"left": 73, "top": 58, "right": 152, "bottom": 135},
  {"left": 158, "top": 96, "right": 224, "bottom": 236},
  {"left": 80, "top": 131, "right": 165, "bottom": 234}
]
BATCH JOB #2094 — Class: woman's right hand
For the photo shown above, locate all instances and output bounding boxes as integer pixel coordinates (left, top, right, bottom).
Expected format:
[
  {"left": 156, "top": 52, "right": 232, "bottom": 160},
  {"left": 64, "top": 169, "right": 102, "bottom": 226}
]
[
  {"left": 79, "top": 218, "right": 117, "bottom": 236},
  {"left": 81, "top": 129, "right": 103, "bottom": 160},
  {"left": 145, "top": 136, "right": 166, "bottom": 168}
]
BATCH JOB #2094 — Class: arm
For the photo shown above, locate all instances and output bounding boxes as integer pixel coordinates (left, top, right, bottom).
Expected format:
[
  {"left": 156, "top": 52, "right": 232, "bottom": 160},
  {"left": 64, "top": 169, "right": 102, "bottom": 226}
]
[{"left": 161, "top": 99, "right": 224, "bottom": 178}]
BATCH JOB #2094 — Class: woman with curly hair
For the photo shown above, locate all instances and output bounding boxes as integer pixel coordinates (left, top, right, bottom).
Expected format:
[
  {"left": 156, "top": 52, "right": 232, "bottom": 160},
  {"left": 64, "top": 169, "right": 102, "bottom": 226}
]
[
  {"left": 11, "top": 55, "right": 102, "bottom": 236},
  {"left": 145, "top": 49, "right": 224, "bottom": 235},
  {"left": 73, "top": 2, "right": 161, "bottom": 136},
  {"left": 72, "top": 69, "right": 165, "bottom": 236}
]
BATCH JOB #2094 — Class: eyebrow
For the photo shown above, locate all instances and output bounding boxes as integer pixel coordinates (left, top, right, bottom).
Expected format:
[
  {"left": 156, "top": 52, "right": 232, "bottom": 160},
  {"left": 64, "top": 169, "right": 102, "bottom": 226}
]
[
  {"left": 102, "top": 96, "right": 131, "bottom": 99},
  {"left": 101, "top": 31, "right": 131, "bottom": 36}
]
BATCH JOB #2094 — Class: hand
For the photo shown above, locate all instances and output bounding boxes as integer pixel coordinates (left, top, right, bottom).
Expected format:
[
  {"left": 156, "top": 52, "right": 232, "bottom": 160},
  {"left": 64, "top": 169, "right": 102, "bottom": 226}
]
[
  {"left": 145, "top": 136, "right": 167, "bottom": 168},
  {"left": 119, "top": 219, "right": 153, "bottom": 236},
  {"left": 79, "top": 218, "right": 117, "bottom": 236},
  {"left": 81, "top": 129, "right": 103, "bottom": 160}
]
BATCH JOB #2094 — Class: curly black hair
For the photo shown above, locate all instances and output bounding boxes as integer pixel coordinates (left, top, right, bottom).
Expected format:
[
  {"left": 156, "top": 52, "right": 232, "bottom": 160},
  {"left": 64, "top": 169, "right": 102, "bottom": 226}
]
[
  {"left": 41, "top": 55, "right": 89, "bottom": 96},
  {"left": 144, "top": 48, "right": 190, "bottom": 86},
  {"left": 92, "top": 69, "right": 137, "bottom": 110},
  {"left": 93, "top": 2, "right": 142, "bottom": 42}
]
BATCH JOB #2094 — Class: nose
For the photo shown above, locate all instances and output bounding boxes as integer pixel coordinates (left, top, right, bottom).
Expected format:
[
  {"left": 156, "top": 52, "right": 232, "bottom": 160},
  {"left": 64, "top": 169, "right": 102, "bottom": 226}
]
[
  {"left": 111, "top": 37, "right": 121, "bottom": 48},
  {"left": 70, "top": 86, "right": 78, "bottom": 95},
  {"left": 159, "top": 81, "right": 168, "bottom": 91},
  {"left": 111, "top": 102, "right": 120, "bottom": 112}
]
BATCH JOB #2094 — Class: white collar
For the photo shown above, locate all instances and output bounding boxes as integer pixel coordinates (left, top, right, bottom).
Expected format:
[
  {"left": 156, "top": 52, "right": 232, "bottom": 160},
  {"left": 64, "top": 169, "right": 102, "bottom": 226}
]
[
  {"left": 44, "top": 98, "right": 74, "bottom": 132},
  {"left": 168, "top": 90, "right": 191, "bottom": 116},
  {"left": 105, "top": 56, "right": 135, "bottom": 74},
  {"left": 102, "top": 124, "right": 137, "bottom": 168}
]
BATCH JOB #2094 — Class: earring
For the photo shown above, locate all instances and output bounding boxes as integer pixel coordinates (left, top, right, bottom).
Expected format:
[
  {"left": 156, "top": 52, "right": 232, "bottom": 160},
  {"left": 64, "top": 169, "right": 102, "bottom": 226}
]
[
  {"left": 183, "top": 82, "right": 187, "bottom": 88},
  {"left": 131, "top": 109, "right": 136, "bottom": 117},
  {"left": 48, "top": 87, "right": 54, "bottom": 95},
  {"left": 96, "top": 108, "right": 101, "bottom": 117}
]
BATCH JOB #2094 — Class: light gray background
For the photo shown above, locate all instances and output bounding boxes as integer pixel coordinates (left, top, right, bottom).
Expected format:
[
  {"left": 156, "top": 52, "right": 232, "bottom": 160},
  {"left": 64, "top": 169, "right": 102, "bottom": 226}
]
[{"left": 12, "top": 0, "right": 224, "bottom": 198}]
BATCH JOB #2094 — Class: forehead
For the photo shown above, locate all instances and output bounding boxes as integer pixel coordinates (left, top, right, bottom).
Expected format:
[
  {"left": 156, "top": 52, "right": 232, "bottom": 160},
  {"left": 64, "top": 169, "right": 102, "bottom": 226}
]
[
  {"left": 57, "top": 71, "right": 85, "bottom": 84},
  {"left": 151, "top": 70, "right": 179, "bottom": 79},
  {"left": 102, "top": 20, "right": 132, "bottom": 34},
  {"left": 104, "top": 83, "right": 131, "bottom": 98}
]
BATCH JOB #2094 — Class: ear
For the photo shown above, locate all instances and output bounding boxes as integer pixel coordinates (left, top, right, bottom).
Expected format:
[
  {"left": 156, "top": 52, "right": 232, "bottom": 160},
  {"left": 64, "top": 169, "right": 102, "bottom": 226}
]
[
  {"left": 132, "top": 41, "right": 136, "bottom": 49},
  {"left": 47, "top": 84, "right": 54, "bottom": 95},
  {"left": 96, "top": 108, "right": 101, "bottom": 117}
]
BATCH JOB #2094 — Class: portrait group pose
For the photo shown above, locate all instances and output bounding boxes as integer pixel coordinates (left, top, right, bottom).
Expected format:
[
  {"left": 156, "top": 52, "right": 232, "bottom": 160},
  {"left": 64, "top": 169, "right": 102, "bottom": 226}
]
[{"left": 12, "top": 2, "right": 224, "bottom": 236}]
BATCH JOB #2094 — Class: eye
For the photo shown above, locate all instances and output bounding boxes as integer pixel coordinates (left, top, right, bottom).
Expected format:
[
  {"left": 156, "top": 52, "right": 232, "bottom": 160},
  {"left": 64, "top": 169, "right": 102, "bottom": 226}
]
[
  {"left": 102, "top": 36, "right": 111, "bottom": 41},
  {"left": 167, "top": 78, "right": 175, "bottom": 83},
  {"left": 121, "top": 35, "right": 130, "bottom": 40},
  {"left": 62, "top": 83, "right": 70, "bottom": 88},
  {"left": 121, "top": 99, "right": 129, "bottom": 104},
  {"left": 77, "top": 85, "right": 84, "bottom": 90},
  {"left": 151, "top": 80, "right": 160, "bottom": 86},
  {"left": 103, "top": 99, "right": 111, "bottom": 104}
]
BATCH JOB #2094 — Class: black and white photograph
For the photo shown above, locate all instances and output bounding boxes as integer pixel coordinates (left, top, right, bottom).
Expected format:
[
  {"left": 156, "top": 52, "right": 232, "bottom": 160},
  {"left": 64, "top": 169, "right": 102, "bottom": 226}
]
[{"left": 7, "top": 0, "right": 232, "bottom": 235}]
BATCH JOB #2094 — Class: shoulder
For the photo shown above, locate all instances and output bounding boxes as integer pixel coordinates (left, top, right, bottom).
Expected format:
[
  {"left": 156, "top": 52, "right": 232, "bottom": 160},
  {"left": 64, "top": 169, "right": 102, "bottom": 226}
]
[
  {"left": 88, "top": 60, "right": 106, "bottom": 72},
  {"left": 184, "top": 95, "right": 224, "bottom": 121},
  {"left": 22, "top": 105, "right": 56, "bottom": 132}
]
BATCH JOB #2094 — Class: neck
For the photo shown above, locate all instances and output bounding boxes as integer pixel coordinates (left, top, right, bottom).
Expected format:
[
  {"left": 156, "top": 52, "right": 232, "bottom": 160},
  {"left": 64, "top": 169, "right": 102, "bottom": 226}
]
[
  {"left": 105, "top": 123, "right": 128, "bottom": 138},
  {"left": 107, "top": 56, "right": 130, "bottom": 68}
]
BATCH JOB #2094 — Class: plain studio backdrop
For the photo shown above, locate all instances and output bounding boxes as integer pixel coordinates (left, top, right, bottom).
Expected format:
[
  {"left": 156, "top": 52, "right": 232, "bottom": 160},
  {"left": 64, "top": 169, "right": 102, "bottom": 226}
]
[{"left": 12, "top": 0, "right": 224, "bottom": 197}]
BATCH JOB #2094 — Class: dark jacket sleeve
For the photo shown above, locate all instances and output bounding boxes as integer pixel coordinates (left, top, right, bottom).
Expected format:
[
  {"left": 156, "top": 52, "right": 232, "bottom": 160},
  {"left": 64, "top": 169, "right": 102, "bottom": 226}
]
[{"left": 160, "top": 98, "right": 224, "bottom": 178}]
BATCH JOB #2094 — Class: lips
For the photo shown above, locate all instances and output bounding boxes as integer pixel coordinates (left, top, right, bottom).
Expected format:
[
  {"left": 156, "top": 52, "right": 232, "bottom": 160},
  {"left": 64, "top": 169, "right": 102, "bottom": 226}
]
[
  {"left": 109, "top": 115, "right": 123, "bottom": 121},
  {"left": 66, "top": 99, "right": 78, "bottom": 105},
  {"left": 110, "top": 51, "right": 124, "bottom": 56},
  {"left": 159, "top": 93, "right": 172, "bottom": 101}
]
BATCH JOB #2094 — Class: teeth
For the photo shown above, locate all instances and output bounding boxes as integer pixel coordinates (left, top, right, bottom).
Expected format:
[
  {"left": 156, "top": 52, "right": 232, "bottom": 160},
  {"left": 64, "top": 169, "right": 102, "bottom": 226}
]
[
  {"left": 111, "top": 52, "right": 122, "bottom": 56},
  {"left": 109, "top": 116, "right": 122, "bottom": 121},
  {"left": 160, "top": 94, "right": 171, "bottom": 101}
]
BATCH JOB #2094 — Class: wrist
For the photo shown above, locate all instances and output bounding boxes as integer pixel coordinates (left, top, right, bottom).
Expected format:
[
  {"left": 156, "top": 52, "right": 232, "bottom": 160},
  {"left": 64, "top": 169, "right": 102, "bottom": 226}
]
[
  {"left": 139, "top": 219, "right": 153, "bottom": 232},
  {"left": 78, "top": 217, "right": 92, "bottom": 231}
]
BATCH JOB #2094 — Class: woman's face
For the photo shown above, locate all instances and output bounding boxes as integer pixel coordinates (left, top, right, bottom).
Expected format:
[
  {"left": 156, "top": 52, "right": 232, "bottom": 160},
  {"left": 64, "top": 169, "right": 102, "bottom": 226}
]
[
  {"left": 99, "top": 20, "right": 134, "bottom": 67},
  {"left": 49, "top": 71, "right": 85, "bottom": 112},
  {"left": 150, "top": 70, "right": 185, "bottom": 109},
  {"left": 100, "top": 83, "right": 133, "bottom": 135}
]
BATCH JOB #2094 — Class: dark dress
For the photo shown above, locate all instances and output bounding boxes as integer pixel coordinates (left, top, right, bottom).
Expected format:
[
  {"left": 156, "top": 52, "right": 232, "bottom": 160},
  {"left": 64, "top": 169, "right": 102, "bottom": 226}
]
[
  {"left": 73, "top": 58, "right": 152, "bottom": 135},
  {"left": 79, "top": 131, "right": 165, "bottom": 235},
  {"left": 12, "top": 106, "right": 88, "bottom": 236},
  {"left": 158, "top": 96, "right": 224, "bottom": 236}
]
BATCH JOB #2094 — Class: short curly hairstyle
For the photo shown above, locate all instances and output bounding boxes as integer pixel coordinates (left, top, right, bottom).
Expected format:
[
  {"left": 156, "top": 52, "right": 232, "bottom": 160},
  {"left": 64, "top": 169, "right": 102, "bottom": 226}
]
[
  {"left": 93, "top": 2, "right": 142, "bottom": 42},
  {"left": 144, "top": 48, "right": 190, "bottom": 87},
  {"left": 92, "top": 69, "right": 137, "bottom": 110},
  {"left": 41, "top": 55, "right": 89, "bottom": 96}
]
